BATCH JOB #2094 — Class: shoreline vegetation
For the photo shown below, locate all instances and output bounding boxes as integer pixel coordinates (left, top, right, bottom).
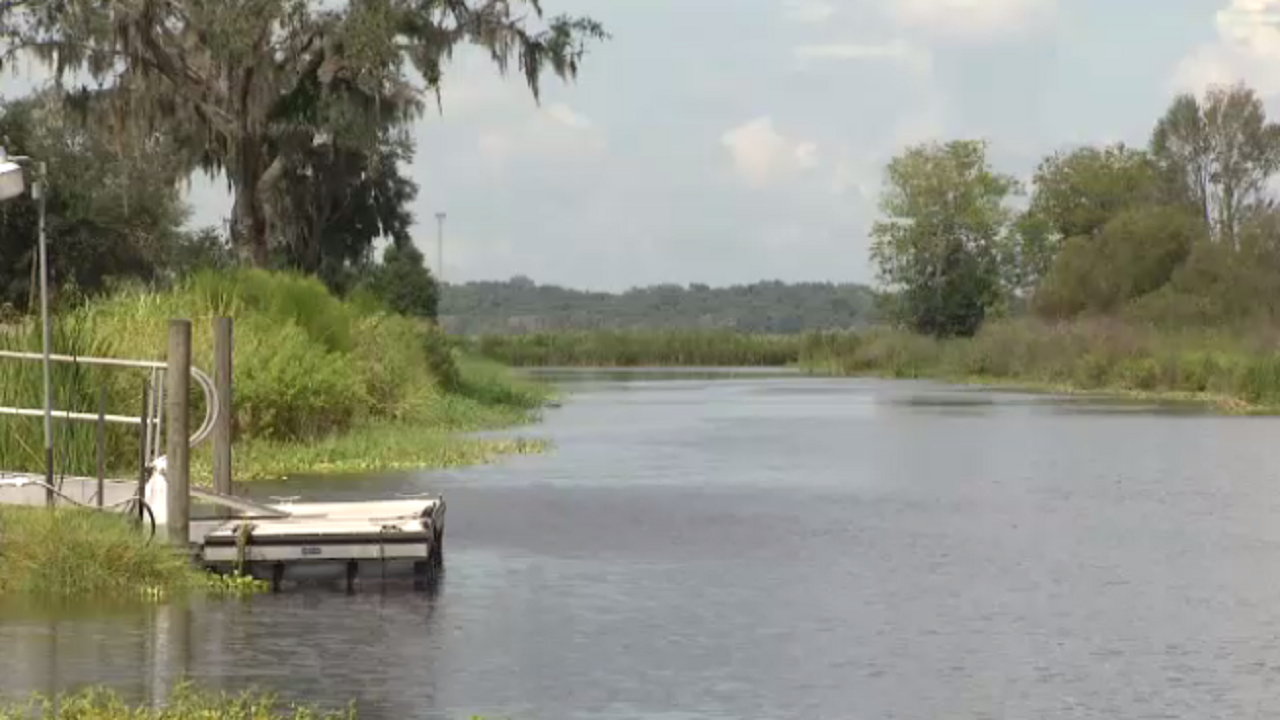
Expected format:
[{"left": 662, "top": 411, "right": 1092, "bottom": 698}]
[
  {"left": 0, "top": 268, "right": 553, "bottom": 484},
  {"left": 0, "top": 684, "right": 356, "bottom": 720},
  {"left": 0, "top": 506, "right": 267, "bottom": 598},
  {"left": 465, "top": 323, "right": 1280, "bottom": 413}
]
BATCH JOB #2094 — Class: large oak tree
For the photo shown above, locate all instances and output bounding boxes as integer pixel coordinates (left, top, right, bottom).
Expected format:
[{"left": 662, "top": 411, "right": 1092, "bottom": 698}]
[{"left": 1, "top": 0, "right": 607, "bottom": 265}]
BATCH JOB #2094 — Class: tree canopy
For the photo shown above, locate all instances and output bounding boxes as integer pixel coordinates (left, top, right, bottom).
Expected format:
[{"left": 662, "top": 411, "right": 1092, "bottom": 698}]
[
  {"left": 869, "top": 139, "right": 1020, "bottom": 338},
  {"left": 0, "top": 0, "right": 607, "bottom": 265},
  {"left": 0, "top": 90, "right": 193, "bottom": 311},
  {"left": 869, "top": 80, "right": 1280, "bottom": 335}
]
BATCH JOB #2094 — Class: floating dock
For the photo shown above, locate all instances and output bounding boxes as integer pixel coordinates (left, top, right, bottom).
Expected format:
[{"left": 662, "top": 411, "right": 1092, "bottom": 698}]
[{"left": 0, "top": 471, "right": 446, "bottom": 592}]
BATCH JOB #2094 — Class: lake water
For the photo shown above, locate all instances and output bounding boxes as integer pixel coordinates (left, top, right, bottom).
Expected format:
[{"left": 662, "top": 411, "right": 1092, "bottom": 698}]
[{"left": 5, "top": 369, "right": 1280, "bottom": 719}]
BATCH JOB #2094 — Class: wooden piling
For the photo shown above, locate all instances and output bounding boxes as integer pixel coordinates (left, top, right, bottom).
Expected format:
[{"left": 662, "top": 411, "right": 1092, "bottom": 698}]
[
  {"left": 212, "top": 316, "right": 233, "bottom": 510},
  {"left": 166, "top": 319, "right": 191, "bottom": 546}
]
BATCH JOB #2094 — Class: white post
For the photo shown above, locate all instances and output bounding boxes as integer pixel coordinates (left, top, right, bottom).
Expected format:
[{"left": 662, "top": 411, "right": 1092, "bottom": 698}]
[{"left": 35, "top": 162, "right": 52, "bottom": 506}]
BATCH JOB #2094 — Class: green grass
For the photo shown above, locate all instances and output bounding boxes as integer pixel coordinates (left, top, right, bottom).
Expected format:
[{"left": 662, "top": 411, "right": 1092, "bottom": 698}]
[
  {"left": 0, "top": 316, "right": 121, "bottom": 478},
  {"left": 798, "top": 318, "right": 1280, "bottom": 412},
  {"left": 0, "top": 269, "right": 553, "bottom": 481},
  {"left": 0, "top": 683, "right": 355, "bottom": 719},
  {"left": 0, "top": 506, "right": 268, "bottom": 599},
  {"left": 463, "top": 329, "right": 804, "bottom": 367},
  {"left": 204, "top": 422, "right": 548, "bottom": 482}
]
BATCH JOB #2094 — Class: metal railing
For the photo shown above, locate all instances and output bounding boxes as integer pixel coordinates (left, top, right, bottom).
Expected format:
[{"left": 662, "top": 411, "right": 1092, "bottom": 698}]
[{"left": 0, "top": 350, "right": 220, "bottom": 466}]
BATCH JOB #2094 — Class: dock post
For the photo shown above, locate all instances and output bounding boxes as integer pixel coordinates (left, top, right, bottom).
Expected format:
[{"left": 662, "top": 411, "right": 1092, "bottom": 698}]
[
  {"left": 165, "top": 319, "right": 191, "bottom": 547},
  {"left": 212, "top": 316, "right": 233, "bottom": 511}
]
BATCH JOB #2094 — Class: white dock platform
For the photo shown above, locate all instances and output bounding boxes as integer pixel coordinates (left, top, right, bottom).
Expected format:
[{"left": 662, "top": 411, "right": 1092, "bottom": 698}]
[{"left": 0, "top": 471, "right": 446, "bottom": 592}]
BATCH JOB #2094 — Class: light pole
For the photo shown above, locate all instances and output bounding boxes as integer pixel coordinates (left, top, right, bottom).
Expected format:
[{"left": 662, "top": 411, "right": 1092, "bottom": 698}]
[
  {"left": 0, "top": 146, "right": 54, "bottom": 505},
  {"left": 434, "top": 211, "right": 446, "bottom": 285}
]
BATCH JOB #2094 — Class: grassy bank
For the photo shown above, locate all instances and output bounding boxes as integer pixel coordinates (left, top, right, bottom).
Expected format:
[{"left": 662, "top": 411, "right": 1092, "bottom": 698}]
[
  {"left": 0, "top": 506, "right": 265, "bottom": 598},
  {"left": 0, "top": 683, "right": 354, "bottom": 719},
  {"left": 798, "top": 318, "right": 1280, "bottom": 411},
  {"left": 465, "top": 329, "right": 804, "bottom": 367},
  {"left": 0, "top": 269, "right": 552, "bottom": 481}
]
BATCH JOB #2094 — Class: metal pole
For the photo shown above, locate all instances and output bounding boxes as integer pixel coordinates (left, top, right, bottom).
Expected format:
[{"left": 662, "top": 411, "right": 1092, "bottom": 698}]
[
  {"left": 166, "top": 319, "right": 191, "bottom": 546},
  {"left": 36, "top": 161, "right": 52, "bottom": 507},
  {"left": 435, "top": 211, "right": 446, "bottom": 284},
  {"left": 96, "top": 383, "right": 106, "bottom": 508},
  {"left": 138, "top": 377, "right": 149, "bottom": 522}
]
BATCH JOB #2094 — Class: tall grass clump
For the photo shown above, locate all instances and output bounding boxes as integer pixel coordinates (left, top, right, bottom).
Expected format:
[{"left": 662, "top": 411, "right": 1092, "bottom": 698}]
[
  {"left": 0, "top": 683, "right": 356, "bottom": 719},
  {"left": 798, "top": 317, "right": 1280, "bottom": 410},
  {"left": 0, "top": 268, "right": 548, "bottom": 481},
  {"left": 467, "top": 329, "right": 804, "bottom": 367},
  {"left": 0, "top": 315, "right": 135, "bottom": 477},
  {"left": 0, "top": 507, "right": 200, "bottom": 598}
]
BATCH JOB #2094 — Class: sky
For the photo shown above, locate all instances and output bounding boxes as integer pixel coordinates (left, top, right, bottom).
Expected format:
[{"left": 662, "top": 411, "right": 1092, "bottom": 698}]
[{"left": 3, "top": 0, "right": 1278, "bottom": 290}]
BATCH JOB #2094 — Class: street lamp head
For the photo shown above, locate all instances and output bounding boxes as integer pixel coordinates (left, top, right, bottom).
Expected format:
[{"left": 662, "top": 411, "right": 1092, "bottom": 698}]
[{"left": 0, "top": 159, "right": 24, "bottom": 202}]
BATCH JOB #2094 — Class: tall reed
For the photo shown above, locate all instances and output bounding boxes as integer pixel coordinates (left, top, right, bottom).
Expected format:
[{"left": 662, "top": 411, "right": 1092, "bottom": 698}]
[
  {"left": 798, "top": 318, "right": 1280, "bottom": 409},
  {"left": 465, "top": 329, "right": 804, "bottom": 367}
]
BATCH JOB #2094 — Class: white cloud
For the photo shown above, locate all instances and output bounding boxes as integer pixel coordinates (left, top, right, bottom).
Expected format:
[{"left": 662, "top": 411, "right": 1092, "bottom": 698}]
[
  {"left": 720, "top": 117, "right": 820, "bottom": 188},
  {"left": 783, "top": 0, "right": 836, "bottom": 23},
  {"left": 545, "top": 103, "right": 593, "bottom": 130},
  {"left": 475, "top": 103, "right": 605, "bottom": 174},
  {"left": 792, "top": 39, "right": 932, "bottom": 73},
  {"left": 1172, "top": 0, "right": 1280, "bottom": 96},
  {"left": 887, "top": 0, "right": 1056, "bottom": 40}
]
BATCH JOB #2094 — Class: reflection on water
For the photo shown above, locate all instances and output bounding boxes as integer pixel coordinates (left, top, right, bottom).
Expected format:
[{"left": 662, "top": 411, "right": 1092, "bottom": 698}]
[{"left": 4, "top": 372, "right": 1280, "bottom": 719}]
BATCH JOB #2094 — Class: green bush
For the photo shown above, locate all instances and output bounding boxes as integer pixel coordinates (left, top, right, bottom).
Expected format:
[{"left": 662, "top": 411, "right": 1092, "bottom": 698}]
[{"left": 0, "top": 269, "right": 543, "bottom": 478}]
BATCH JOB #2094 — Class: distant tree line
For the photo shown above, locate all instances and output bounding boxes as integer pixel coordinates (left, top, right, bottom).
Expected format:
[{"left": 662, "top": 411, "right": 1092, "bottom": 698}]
[
  {"left": 440, "top": 276, "right": 879, "bottom": 335},
  {"left": 870, "top": 81, "right": 1280, "bottom": 337}
]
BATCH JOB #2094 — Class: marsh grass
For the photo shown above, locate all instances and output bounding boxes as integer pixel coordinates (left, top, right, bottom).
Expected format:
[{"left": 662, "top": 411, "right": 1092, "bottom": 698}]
[
  {"left": 0, "top": 506, "right": 198, "bottom": 597},
  {"left": 0, "top": 683, "right": 355, "bottom": 719},
  {"left": 0, "top": 269, "right": 551, "bottom": 480},
  {"left": 0, "top": 506, "right": 270, "bottom": 599},
  {"left": 202, "top": 423, "right": 549, "bottom": 482},
  {"left": 0, "top": 316, "right": 137, "bottom": 478},
  {"left": 799, "top": 318, "right": 1280, "bottom": 411},
  {"left": 465, "top": 330, "right": 804, "bottom": 367}
]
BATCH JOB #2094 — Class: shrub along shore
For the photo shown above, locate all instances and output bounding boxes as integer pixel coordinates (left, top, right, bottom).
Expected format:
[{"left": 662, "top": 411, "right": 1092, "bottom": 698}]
[{"left": 0, "top": 268, "right": 552, "bottom": 483}]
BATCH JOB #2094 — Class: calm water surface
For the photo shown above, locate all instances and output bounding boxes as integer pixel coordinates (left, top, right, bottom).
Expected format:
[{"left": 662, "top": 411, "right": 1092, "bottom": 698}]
[{"left": 6, "top": 370, "right": 1280, "bottom": 719}]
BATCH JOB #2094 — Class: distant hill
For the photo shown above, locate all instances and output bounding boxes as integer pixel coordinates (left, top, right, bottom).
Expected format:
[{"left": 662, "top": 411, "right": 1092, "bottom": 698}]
[{"left": 439, "top": 276, "right": 880, "bottom": 335}]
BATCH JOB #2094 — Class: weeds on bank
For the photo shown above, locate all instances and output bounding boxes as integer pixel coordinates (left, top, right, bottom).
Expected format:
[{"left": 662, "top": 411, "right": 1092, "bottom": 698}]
[
  {"left": 798, "top": 318, "right": 1280, "bottom": 411},
  {"left": 0, "top": 683, "right": 356, "bottom": 719},
  {"left": 0, "top": 269, "right": 553, "bottom": 480},
  {"left": 0, "top": 507, "right": 269, "bottom": 600},
  {"left": 464, "top": 329, "right": 804, "bottom": 367}
]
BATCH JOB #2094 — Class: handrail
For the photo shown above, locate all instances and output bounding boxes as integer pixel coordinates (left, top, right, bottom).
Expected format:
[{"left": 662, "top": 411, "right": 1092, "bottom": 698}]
[{"left": 0, "top": 349, "right": 220, "bottom": 450}]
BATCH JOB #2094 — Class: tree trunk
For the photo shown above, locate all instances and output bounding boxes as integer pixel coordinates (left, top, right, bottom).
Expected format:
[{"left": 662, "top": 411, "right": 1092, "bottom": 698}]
[
  {"left": 229, "top": 140, "right": 288, "bottom": 268},
  {"left": 230, "top": 142, "right": 270, "bottom": 267}
]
